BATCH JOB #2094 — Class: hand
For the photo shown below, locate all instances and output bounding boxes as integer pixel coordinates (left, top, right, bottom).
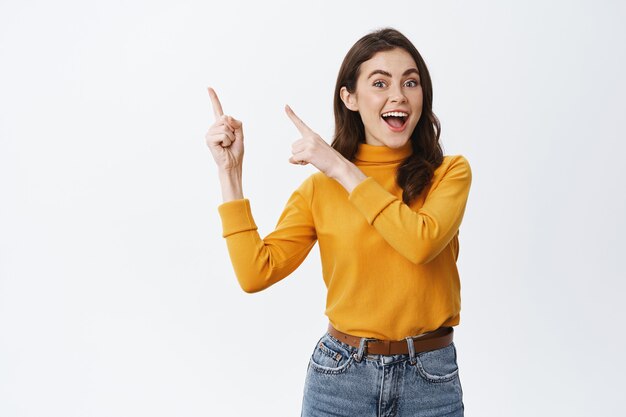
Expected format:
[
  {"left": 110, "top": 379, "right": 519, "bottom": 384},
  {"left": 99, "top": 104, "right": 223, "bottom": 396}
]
[
  {"left": 285, "top": 105, "right": 348, "bottom": 179},
  {"left": 205, "top": 87, "right": 244, "bottom": 172}
]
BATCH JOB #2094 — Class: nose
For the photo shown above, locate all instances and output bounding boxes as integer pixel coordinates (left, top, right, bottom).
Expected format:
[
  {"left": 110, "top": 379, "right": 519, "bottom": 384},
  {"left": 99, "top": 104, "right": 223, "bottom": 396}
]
[{"left": 389, "top": 85, "right": 407, "bottom": 104}]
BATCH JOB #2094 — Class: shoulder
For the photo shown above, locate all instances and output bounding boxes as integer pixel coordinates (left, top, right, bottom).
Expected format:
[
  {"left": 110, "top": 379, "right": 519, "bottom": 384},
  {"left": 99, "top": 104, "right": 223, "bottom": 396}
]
[
  {"left": 294, "top": 171, "right": 345, "bottom": 203},
  {"left": 433, "top": 155, "right": 472, "bottom": 186},
  {"left": 440, "top": 155, "right": 471, "bottom": 174},
  {"left": 292, "top": 172, "right": 325, "bottom": 203}
]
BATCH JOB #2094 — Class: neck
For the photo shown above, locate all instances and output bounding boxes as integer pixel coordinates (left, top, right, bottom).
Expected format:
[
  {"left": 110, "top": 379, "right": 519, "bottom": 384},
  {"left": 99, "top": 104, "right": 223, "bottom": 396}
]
[{"left": 354, "top": 141, "right": 413, "bottom": 164}]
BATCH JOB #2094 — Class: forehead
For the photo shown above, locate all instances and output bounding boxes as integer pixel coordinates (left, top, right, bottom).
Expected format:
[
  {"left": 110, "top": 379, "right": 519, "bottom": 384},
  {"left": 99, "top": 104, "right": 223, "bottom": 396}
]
[{"left": 359, "top": 48, "right": 418, "bottom": 76}]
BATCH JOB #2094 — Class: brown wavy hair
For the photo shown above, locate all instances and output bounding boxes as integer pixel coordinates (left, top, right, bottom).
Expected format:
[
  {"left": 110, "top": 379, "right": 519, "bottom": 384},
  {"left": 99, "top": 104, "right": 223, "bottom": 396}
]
[{"left": 332, "top": 27, "right": 444, "bottom": 205}]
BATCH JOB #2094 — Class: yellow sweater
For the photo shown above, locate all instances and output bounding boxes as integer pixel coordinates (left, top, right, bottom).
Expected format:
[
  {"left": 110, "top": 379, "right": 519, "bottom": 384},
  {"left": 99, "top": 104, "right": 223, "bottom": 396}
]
[{"left": 217, "top": 140, "right": 472, "bottom": 340}]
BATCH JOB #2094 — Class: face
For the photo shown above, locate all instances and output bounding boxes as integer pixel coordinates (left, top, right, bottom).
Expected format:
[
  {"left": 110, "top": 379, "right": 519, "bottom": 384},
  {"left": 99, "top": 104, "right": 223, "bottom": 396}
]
[{"left": 340, "top": 48, "right": 423, "bottom": 148}]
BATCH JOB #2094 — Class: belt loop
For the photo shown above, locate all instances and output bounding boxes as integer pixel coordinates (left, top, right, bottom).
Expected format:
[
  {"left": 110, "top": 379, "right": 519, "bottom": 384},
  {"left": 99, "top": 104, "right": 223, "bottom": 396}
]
[
  {"left": 353, "top": 337, "right": 371, "bottom": 362},
  {"left": 405, "top": 336, "right": 417, "bottom": 365}
]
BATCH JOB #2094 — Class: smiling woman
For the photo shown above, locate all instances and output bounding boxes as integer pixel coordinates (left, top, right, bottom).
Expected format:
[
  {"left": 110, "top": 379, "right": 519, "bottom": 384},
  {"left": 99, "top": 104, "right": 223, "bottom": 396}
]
[
  {"left": 340, "top": 50, "right": 423, "bottom": 144},
  {"left": 206, "top": 27, "right": 471, "bottom": 417}
]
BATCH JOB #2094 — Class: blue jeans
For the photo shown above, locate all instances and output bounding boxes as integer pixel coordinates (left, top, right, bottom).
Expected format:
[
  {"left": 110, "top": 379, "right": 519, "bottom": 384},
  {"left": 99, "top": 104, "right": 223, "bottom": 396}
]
[{"left": 301, "top": 331, "right": 464, "bottom": 417}]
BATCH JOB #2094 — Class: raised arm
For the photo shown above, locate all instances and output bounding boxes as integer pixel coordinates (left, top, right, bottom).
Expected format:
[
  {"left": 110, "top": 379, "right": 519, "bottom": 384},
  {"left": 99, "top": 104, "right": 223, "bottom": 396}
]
[
  {"left": 205, "top": 89, "right": 318, "bottom": 292},
  {"left": 347, "top": 155, "right": 472, "bottom": 265}
]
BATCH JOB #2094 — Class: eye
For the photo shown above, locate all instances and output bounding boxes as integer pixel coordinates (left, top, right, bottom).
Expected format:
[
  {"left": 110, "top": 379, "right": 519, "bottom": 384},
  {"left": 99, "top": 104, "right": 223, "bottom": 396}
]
[
  {"left": 404, "top": 79, "right": 419, "bottom": 87},
  {"left": 373, "top": 80, "right": 386, "bottom": 88}
]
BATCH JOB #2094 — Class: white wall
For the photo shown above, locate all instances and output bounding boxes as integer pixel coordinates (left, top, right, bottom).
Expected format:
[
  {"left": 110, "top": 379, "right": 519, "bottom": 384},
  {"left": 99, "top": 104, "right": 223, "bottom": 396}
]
[{"left": 1, "top": 0, "right": 624, "bottom": 415}]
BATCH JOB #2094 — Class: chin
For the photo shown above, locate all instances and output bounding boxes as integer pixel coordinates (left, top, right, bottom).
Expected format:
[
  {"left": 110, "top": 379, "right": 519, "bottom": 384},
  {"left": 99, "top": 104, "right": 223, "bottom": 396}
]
[{"left": 385, "top": 136, "right": 411, "bottom": 148}]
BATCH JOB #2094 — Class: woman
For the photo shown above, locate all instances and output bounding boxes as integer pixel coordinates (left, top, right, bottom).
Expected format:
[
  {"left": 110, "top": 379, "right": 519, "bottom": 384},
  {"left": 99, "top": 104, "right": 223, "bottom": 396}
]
[{"left": 206, "top": 27, "right": 471, "bottom": 417}]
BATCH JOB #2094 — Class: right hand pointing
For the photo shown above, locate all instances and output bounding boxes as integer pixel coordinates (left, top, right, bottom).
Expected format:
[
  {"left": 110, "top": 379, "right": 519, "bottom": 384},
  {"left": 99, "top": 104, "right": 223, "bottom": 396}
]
[{"left": 205, "top": 87, "right": 244, "bottom": 171}]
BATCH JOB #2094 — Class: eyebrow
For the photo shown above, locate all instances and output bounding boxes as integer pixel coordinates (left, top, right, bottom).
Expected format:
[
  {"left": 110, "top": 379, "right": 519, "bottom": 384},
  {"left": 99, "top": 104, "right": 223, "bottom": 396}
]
[{"left": 367, "top": 68, "right": 420, "bottom": 79}]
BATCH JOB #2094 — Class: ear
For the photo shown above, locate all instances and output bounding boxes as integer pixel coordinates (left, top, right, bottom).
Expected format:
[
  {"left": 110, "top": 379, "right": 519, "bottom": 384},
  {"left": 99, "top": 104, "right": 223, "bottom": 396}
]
[{"left": 340, "top": 86, "right": 359, "bottom": 111}]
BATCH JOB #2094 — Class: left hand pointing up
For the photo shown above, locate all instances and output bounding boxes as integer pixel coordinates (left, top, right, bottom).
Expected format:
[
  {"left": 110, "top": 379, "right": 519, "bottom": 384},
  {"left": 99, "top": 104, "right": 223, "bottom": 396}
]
[{"left": 285, "top": 105, "right": 348, "bottom": 179}]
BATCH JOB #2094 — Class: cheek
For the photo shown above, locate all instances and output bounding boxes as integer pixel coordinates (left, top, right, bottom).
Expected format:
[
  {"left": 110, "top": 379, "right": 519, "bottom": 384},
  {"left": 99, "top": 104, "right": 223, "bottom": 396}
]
[
  {"left": 361, "top": 96, "right": 386, "bottom": 118},
  {"left": 414, "top": 91, "right": 424, "bottom": 106}
]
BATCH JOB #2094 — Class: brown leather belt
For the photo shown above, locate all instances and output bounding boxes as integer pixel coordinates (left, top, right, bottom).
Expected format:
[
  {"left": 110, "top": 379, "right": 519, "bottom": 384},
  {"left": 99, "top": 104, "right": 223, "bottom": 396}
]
[{"left": 327, "top": 323, "right": 453, "bottom": 355}]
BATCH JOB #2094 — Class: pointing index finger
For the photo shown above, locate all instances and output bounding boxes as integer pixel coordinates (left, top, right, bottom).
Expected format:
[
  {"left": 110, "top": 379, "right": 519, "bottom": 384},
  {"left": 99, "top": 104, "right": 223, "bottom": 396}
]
[
  {"left": 285, "top": 105, "right": 313, "bottom": 135},
  {"left": 207, "top": 87, "right": 224, "bottom": 120}
]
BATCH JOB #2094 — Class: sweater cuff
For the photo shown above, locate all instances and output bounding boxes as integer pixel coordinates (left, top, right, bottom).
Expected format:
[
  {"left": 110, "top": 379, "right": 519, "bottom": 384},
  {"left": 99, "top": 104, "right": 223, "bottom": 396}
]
[
  {"left": 217, "top": 199, "right": 258, "bottom": 238},
  {"left": 348, "top": 177, "right": 397, "bottom": 225}
]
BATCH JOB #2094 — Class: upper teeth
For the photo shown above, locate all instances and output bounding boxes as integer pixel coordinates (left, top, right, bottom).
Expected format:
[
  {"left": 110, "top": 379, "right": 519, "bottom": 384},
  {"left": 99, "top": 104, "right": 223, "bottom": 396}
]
[{"left": 382, "top": 111, "right": 408, "bottom": 118}]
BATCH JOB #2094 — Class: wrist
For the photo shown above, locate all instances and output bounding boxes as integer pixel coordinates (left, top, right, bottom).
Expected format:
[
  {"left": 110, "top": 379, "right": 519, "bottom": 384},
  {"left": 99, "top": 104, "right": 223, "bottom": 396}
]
[
  {"left": 218, "top": 168, "right": 244, "bottom": 202},
  {"left": 218, "top": 166, "right": 242, "bottom": 179},
  {"left": 333, "top": 159, "right": 367, "bottom": 194}
]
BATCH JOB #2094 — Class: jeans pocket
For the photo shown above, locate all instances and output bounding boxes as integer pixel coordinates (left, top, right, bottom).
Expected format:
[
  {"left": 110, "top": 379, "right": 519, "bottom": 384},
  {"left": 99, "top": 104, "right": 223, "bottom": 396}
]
[
  {"left": 308, "top": 333, "right": 354, "bottom": 375},
  {"left": 414, "top": 342, "right": 459, "bottom": 383}
]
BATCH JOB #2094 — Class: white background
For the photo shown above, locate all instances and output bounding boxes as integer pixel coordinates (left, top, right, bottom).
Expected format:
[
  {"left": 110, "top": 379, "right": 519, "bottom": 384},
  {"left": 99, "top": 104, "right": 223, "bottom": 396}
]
[{"left": 1, "top": 0, "right": 625, "bottom": 416}]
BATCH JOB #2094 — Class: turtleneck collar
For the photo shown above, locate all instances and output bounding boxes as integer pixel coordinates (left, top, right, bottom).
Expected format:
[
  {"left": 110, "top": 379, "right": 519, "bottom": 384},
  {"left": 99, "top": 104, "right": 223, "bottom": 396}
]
[{"left": 354, "top": 140, "right": 413, "bottom": 164}]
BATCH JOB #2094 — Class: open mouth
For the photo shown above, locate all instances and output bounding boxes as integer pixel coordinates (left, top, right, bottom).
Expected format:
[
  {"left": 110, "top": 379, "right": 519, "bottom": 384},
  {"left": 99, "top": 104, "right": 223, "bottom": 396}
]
[{"left": 381, "top": 111, "right": 409, "bottom": 131}]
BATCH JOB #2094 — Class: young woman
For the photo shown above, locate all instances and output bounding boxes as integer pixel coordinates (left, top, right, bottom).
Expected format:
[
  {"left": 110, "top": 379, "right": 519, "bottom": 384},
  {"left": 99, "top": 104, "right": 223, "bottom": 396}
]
[{"left": 206, "top": 27, "right": 471, "bottom": 417}]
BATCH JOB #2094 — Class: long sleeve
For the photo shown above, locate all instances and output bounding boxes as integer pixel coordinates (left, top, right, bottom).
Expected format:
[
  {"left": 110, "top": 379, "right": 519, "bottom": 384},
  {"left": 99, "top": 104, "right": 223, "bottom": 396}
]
[
  {"left": 217, "top": 176, "right": 317, "bottom": 293},
  {"left": 347, "top": 155, "right": 472, "bottom": 265}
]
